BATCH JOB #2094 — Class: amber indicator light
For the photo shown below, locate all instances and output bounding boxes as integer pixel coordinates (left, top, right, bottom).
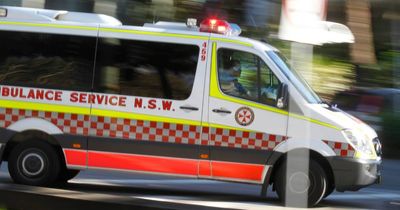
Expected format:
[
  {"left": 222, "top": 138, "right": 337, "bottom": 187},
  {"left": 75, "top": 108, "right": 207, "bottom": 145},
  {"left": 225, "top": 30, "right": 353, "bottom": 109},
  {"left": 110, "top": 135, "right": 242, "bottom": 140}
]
[{"left": 200, "top": 154, "right": 209, "bottom": 159}]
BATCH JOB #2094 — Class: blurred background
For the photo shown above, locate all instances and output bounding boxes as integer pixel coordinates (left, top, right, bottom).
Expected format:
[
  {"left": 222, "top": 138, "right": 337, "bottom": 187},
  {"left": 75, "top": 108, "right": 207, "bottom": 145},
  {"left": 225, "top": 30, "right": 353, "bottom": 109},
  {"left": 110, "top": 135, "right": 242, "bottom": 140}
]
[{"left": 0, "top": 0, "right": 399, "bottom": 158}]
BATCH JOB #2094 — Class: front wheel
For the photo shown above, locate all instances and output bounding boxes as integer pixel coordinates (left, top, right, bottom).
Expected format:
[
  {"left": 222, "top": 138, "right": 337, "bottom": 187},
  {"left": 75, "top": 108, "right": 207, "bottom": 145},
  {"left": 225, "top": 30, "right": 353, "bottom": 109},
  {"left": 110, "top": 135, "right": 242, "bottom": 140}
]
[
  {"left": 8, "top": 140, "right": 61, "bottom": 186},
  {"left": 275, "top": 159, "right": 327, "bottom": 207}
]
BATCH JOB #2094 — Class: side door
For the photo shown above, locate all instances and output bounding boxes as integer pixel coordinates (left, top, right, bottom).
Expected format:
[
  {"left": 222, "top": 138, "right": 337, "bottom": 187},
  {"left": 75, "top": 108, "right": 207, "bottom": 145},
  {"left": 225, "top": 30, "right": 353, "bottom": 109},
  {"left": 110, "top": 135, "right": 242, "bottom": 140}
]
[
  {"left": 206, "top": 42, "right": 289, "bottom": 183},
  {"left": 0, "top": 24, "right": 97, "bottom": 170},
  {"left": 87, "top": 26, "right": 208, "bottom": 177}
]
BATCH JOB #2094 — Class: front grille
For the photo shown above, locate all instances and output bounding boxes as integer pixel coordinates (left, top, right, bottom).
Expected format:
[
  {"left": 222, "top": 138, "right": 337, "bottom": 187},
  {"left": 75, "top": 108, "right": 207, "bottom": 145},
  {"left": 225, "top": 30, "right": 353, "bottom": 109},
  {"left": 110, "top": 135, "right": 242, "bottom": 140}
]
[{"left": 372, "top": 138, "right": 382, "bottom": 157}]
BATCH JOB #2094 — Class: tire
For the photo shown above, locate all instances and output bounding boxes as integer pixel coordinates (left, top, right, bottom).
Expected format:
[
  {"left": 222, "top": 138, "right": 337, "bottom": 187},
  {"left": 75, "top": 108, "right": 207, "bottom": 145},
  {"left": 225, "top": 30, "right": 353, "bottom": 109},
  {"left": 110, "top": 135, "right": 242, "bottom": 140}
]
[
  {"left": 8, "top": 140, "right": 61, "bottom": 186},
  {"left": 323, "top": 184, "right": 335, "bottom": 199},
  {"left": 58, "top": 169, "right": 80, "bottom": 183},
  {"left": 275, "top": 159, "right": 327, "bottom": 207}
]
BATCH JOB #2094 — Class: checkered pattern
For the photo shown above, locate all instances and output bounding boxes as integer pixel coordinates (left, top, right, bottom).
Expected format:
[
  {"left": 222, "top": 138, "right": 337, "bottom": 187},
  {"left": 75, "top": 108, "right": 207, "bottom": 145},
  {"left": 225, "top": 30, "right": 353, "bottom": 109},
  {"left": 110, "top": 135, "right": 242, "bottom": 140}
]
[
  {"left": 0, "top": 107, "right": 288, "bottom": 150},
  {"left": 0, "top": 108, "right": 90, "bottom": 135},
  {"left": 323, "top": 140, "right": 355, "bottom": 157},
  {"left": 89, "top": 116, "right": 201, "bottom": 145},
  {"left": 205, "top": 127, "right": 287, "bottom": 150}
]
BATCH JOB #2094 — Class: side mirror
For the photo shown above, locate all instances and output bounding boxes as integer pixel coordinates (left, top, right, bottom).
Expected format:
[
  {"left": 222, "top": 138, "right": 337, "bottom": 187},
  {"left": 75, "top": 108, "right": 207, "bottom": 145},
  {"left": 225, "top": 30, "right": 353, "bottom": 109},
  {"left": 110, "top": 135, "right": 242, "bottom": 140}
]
[{"left": 277, "top": 83, "right": 288, "bottom": 109}]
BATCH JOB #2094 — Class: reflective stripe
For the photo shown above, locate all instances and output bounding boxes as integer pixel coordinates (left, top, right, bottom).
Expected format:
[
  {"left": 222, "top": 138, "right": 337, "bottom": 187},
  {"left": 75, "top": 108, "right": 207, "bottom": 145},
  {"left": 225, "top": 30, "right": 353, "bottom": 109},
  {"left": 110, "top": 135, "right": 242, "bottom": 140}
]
[
  {"left": 209, "top": 42, "right": 221, "bottom": 98},
  {"left": 202, "top": 122, "right": 253, "bottom": 133},
  {"left": 0, "top": 99, "right": 90, "bottom": 115},
  {"left": 210, "top": 37, "right": 253, "bottom": 47},
  {"left": 64, "top": 149, "right": 265, "bottom": 182},
  {"left": 0, "top": 107, "right": 288, "bottom": 151},
  {"left": 0, "top": 21, "right": 97, "bottom": 31},
  {"left": 0, "top": 21, "right": 207, "bottom": 40},
  {"left": 290, "top": 113, "right": 340, "bottom": 130},
  {"left": 64, "top": 149, "right": 87, "bottom": 166},
  {"left": 91, "top": 108, "right": 201, "bottom": 126},
  {"left": 99, "top": 27, "right": 208, "bottom": 40},
  {"left": 0, "top": 21, "right": 253, "bottom": 47},
  {"left": 87, "top": 150, "right": 199, "bottom": 176},
  {"left": 211, "top": 160, "right": 264, "bottom": 182},
  {"left": 0, "top": 99, "right": 200, "bottom": 126},
  {"left": 323, "top": 140, "right": 355, "bottom": 157},
  {"left": 209, "top": 42, "right": 341, "bottom": 130}
]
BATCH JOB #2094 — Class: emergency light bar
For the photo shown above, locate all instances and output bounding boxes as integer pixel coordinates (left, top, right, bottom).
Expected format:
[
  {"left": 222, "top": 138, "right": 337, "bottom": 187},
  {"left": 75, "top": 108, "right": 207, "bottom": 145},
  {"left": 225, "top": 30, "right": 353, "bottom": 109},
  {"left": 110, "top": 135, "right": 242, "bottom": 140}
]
[
  {"left": 0, "top": 8, "right": 7, "bottom": 17},
  {"left": 200, "top": 18, "right": 241, "bottom": 36}
]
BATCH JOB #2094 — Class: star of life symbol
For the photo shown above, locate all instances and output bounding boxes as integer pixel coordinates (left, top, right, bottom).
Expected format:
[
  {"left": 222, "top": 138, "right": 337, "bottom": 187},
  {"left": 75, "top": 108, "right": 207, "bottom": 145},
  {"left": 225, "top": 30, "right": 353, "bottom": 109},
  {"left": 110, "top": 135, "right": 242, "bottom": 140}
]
[{"left": 235, "top": 107, "right": 254, "bottom": 126}]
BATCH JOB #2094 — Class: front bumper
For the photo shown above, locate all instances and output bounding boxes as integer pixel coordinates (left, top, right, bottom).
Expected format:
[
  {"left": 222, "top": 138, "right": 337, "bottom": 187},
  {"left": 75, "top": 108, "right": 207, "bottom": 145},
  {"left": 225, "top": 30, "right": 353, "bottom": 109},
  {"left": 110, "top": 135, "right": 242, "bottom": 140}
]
[{"left": 327, "top": 156, "right": 381, "bottom": 192}]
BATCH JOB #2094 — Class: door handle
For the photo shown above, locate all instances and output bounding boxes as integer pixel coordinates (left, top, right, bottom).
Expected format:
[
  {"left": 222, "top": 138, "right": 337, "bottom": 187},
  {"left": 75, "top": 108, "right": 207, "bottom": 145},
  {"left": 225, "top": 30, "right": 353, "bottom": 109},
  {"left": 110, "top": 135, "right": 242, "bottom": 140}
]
[
  {"left": 212, "top": 109, "right": 232, "bottom": 114},
  {"left": 179, "top": 106, "right": 199, "bottom": 111}
]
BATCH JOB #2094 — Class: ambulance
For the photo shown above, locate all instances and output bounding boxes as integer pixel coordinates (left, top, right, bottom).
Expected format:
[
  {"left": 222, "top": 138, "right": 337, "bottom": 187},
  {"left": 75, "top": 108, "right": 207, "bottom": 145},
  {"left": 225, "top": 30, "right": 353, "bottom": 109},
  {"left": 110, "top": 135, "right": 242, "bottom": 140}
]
[{"left": 0, "top": 6, "right": 381, "bottom": 207}]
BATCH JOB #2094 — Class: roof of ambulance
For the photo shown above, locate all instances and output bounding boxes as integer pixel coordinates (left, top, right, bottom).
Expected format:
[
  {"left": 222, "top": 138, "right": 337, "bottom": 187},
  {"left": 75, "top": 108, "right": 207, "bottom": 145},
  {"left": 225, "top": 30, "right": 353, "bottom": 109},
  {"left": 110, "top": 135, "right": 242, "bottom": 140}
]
[
  {"left": 0, "top": 6, "right": 276, "bottom": 51},
  {"left": 107, "top": 24, "right": 276, "bottom": 51}
]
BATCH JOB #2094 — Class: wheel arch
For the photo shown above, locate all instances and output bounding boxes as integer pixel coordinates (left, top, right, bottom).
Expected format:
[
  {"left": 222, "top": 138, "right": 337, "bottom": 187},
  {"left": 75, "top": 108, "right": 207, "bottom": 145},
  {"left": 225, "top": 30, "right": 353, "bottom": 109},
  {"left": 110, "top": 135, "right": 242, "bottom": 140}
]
[
  {"left": 2, "top": 129, "right": 67, "bottom": 170},
  {"left": 7, "top": 118, "right": 63, "bottom": 135},
  {"left": 267, "top": 148, "right": 335, "bottom": 191}
]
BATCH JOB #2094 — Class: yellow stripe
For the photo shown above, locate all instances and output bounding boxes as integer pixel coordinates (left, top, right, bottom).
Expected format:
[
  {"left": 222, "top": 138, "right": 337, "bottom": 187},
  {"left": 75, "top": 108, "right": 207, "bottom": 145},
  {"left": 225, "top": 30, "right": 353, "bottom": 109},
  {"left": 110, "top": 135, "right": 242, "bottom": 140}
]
[
  {"left": 202, "top": 122, "right": 253, "bottom": 133},
  {"left": 210, "top": 37, "right": 253, "bottom": 47},
  {"left": 0, "top": 99, "right": 201, "bottom": 126},
  {"left": 0, "top": 99, "right": 256, "bottom": 130},
  {"left": 209, "top": 42, "right": 341, "bottom": 130},
  {"left": 0, "top": 21, "right": 253, "bottom": 47},
  {"left": 100, "top": 27, "right": 208, "bottom": 40},
  {"left": 0, "top": 98, "right": 339, "bottom": 132},
  {"left": 210, "top": 42, "right": 220, "bottom": 97},
  {"left": 0, "top": 100, "right": 90, "bottom": 115},
  {"left": 0, "top": 21, "right": 208, "bottom": 40},
  {"left": 0, "top": 21, "right": 97, "bottom": 31},
  {"left": 91, "top": 108, "right": 202, "bottom": 126},
  {"left": 289, "top": 113, "right": 340, "bottom": 130}
]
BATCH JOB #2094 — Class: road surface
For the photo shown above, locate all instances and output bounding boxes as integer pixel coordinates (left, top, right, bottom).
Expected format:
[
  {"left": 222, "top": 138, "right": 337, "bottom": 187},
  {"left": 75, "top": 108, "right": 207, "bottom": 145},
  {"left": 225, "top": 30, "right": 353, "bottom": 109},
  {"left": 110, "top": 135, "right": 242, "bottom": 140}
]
[{"left": 0, "top": 159, "right": 399, "bottom": 210}]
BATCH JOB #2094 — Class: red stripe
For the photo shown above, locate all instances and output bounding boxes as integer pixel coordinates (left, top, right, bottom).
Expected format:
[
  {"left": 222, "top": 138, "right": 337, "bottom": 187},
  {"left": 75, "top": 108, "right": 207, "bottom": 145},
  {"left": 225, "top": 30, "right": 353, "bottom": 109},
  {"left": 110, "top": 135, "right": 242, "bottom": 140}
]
[
  {"left": 88, "top": 151, "right": 198, "bottom": 176},
  {"left": 64, "top": 149, "right": 86, "bottom": 166},
  {"left": 198, "top": 160, "right": 211, "bottom": 177},
  {"left": 64, "top": 149, "right": 265, "bottom": 182},
  {"left": 212, "top": 161, "right": 264, "bottom": 182}
]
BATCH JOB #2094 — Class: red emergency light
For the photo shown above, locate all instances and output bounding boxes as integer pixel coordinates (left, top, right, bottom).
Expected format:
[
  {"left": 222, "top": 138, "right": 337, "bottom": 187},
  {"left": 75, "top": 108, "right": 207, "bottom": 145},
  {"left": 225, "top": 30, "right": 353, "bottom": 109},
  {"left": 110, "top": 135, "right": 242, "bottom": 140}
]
[{"left": 199, "top": 18, "right": 231, "bottom": 35}]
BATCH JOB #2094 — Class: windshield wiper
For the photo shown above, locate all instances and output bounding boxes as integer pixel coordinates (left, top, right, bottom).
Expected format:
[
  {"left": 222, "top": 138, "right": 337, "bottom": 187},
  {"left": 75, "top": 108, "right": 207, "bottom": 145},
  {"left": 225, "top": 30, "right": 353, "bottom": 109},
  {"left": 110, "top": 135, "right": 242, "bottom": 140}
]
[{"left": 320, "top": 100, "right": 340, "bottom": 111}]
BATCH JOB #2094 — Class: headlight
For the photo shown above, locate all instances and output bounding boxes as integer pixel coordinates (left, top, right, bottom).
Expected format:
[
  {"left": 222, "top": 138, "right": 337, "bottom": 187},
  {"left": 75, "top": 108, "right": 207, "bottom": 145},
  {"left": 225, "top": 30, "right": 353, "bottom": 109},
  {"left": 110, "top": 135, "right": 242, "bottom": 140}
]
[{"left": 342, "top": 129, "right": 373, "bottom": 155}]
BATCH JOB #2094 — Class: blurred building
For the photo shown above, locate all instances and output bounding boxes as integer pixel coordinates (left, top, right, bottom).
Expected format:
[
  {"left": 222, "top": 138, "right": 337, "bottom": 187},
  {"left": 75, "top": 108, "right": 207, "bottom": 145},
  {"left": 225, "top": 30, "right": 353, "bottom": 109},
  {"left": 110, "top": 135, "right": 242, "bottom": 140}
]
[{"left": 0, "top": 0, "right": 399, "bottom": 91}]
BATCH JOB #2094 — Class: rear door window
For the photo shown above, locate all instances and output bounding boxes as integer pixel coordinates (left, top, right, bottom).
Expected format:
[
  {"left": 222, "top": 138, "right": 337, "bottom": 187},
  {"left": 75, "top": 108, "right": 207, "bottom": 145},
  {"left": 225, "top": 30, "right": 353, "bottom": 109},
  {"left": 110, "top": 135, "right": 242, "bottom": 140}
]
[
  {"left": 0, "top": 31, "right": 95, "bottom": 91},
  {"left": 94, "top": 38, "right": 199, "bottom": 100}
]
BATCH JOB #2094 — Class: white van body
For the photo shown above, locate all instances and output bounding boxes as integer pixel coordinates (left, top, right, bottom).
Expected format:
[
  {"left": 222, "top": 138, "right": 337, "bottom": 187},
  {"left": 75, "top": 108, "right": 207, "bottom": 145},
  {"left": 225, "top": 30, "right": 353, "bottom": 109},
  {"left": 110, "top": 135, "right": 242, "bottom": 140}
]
[{"left": 0, "top": 6, "right": 381, "bottom": 207}]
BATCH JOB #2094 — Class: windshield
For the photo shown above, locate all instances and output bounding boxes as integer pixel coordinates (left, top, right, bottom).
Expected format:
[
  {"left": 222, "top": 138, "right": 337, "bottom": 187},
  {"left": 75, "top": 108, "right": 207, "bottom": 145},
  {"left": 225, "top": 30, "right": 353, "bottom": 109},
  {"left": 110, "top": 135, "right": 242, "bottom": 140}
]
[{"left": 266, "top": 51, "right": 322, "bottom": 104}]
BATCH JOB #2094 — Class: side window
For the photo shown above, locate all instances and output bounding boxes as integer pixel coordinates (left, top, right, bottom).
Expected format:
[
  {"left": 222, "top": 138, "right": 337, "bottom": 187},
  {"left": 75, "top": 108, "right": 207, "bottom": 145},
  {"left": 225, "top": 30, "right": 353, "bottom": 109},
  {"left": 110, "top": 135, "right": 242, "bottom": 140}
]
[
  {"left": 0, "top": 31, "right": 95, "bottom": 91},
  {"left": 94, "top": 38, "right": 199, "bottom": 100},
  {"left": 217, "top": 48, "right": 281, "bottom": 107},
  {"left": 260, "top": 61, "right": 281, "bottom": 106}
]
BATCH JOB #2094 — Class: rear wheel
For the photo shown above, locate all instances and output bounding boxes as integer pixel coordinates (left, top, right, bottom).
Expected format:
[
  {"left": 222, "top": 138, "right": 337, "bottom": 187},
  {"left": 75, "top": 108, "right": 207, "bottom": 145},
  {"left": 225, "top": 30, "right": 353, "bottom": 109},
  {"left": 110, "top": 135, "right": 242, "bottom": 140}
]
[
  {"left": 275, "top": 159, "right": 327, "bottom": 207},
  {"left": 8, "top": 140, "right": 61, "bottom": 186}
]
